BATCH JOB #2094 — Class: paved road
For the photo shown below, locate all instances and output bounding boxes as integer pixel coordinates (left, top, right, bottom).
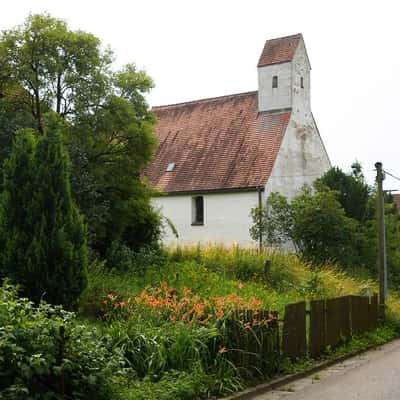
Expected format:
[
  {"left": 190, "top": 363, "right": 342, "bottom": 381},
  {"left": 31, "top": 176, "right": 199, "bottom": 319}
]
[{"left": 253, "top": 340, "right": 400, "bottom": 400}]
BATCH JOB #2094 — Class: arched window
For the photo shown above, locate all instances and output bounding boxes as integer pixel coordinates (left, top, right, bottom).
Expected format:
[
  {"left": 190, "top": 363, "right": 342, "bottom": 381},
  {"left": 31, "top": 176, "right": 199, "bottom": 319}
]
[
  {"left": 301, "top": 77, "right": 304, "bottom": 89},
  {"left": 272, "top": 75, "right": 278, "bottom": 88}
]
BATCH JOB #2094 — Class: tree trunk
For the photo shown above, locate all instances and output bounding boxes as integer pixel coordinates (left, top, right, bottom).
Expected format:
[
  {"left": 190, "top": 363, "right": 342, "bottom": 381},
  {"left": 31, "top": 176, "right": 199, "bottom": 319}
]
[{"left": 56, "top": 73, "right": 62, "bottom": 114}]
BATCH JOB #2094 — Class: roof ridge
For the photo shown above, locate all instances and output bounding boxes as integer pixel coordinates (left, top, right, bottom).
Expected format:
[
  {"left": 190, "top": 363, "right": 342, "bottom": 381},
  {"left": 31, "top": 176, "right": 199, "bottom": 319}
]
[
  {"left": 152, "top": 90, "right": 257, "bottom": 110},
  {"left": 266, "top": 33, "right": 302, "bottom": 42}
]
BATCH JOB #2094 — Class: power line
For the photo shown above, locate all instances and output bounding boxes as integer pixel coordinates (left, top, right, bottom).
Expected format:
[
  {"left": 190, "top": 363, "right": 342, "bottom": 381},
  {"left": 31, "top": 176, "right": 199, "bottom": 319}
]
[{"left": 383, "top": 170, "right": 400, "bottom": 182}]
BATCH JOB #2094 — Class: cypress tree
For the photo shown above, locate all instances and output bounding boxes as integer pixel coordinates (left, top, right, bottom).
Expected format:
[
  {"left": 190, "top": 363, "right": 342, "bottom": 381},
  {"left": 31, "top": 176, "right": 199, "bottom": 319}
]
[{"left": 0, "top": 119, "right": 88, "bottom": 308}]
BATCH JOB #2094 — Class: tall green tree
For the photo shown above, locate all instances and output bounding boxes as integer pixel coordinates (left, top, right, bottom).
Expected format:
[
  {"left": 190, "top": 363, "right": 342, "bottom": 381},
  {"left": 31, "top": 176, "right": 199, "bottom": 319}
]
[
  {"left": 0, "top": 117, "right": 88, "bottom": 308},
  {"left": 250, "top": 187, "right": 364, "bottom": 267},
  {"left": 251, "top": 164, "right": 400, "bottom": 288},
  {"left": 316, "top": 163, "right": 370, "bottom": 222},
  {"left": 0, "top": 14, "right": 160, "bottom": 254}
]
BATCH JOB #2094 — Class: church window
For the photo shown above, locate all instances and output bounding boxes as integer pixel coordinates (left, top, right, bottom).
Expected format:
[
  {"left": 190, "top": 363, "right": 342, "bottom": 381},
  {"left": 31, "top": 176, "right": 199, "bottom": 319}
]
[
  {"left": 301, "top": 77, "right": 304, "bottom": 88},
  {"left": 272, "top": 75, "right": 278, "bottom": 88},
  {"left": 192, "top": 196, "right": 204, "bottom": 225}
]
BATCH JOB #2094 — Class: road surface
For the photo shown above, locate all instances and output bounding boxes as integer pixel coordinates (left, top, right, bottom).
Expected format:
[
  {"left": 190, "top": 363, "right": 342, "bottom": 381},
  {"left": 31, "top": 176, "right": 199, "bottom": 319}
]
[{"left": 253, "top": 339, "right": 400, "bottom": 400}]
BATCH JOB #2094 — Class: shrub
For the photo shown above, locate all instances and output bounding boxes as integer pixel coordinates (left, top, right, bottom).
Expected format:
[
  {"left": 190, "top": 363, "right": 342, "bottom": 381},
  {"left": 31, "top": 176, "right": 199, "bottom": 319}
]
[
  {"left": 0, "top": 281, "right": 125, "bottom": 399},
  {"left": 106, "top": 240, "right": 166, "bottom": 274},
  {"left": 0, "top": 121, "right": 88, "bottom": 308},
  {"left": 106, "top": 240, "right": 136, "bottom": 272},
  {"left": 250, "top": 189, "right": 366, "bottom": 268}
]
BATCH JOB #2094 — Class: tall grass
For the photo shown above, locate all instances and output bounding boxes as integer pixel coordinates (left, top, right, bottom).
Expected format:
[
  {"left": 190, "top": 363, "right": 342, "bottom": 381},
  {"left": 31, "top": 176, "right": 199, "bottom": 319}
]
[
  {"left": 81, "top": 245, "right": 380, "bottom": 319},
  {"left": 79, "top": 245, "right": 399, "bottom": 399}
]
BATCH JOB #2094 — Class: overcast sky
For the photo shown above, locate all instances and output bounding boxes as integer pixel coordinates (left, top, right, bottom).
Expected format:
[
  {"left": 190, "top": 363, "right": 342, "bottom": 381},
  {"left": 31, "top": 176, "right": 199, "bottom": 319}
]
[{"left": 2, "top": 0, "right": 400, "bottom": 188}]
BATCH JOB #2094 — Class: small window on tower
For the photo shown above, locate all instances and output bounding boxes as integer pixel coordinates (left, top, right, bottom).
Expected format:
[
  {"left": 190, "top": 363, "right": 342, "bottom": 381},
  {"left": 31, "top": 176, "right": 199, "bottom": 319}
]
[
  {"left": 301, "top": 77, "right": 304, "bottom": 89},
  {"left": 272, "top": 76, "right": 278, "bottom": 88},
  {"left": 192, "top": 196, "right": 204, "bottom": 225}
]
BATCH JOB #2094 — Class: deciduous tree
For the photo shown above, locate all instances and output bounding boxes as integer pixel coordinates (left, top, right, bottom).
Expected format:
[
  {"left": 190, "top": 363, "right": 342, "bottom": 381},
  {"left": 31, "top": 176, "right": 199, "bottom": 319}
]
[{"left": 0, "top": 14, "right": 160, "bottom": 254}]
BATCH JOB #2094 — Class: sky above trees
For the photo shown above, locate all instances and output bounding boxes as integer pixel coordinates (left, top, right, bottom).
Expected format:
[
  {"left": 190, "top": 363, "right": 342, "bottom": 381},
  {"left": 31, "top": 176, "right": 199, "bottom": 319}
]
[{"left": 2, "top": 0, "right": 400, "bottom": 188}]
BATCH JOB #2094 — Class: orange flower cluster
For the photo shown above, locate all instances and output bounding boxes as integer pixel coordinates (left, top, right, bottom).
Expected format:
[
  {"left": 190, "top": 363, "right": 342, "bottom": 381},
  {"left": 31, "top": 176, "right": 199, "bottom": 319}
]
[{"left": 102, "top": 282, "right": 276, "bottom": 328}]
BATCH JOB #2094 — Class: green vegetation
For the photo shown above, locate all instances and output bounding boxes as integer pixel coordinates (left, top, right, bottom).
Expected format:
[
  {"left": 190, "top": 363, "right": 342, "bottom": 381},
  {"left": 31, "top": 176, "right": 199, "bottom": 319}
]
[
  {"left": 317, "top": 162, "right": 370, "bottom": 222},
  {"left": 77, "top": 245, "right": 400, "bottom": 399},
  {"left": 1, "top": 245, "right": 400, "bottom": 399},
  {"left": 0, "top": 119, "right": 87, "bottom": 308},
  {"left": 0, "top": 13, "right": 160, "bottom": 255},
  {"left": 0, "top": 281, "right": 125, "bottom": 399},
  {"left": 1, "top": 13, "right": 400, "bottom": 400},
  {"left": 251, "top": 165, "right": 400, "bottom": 287}
]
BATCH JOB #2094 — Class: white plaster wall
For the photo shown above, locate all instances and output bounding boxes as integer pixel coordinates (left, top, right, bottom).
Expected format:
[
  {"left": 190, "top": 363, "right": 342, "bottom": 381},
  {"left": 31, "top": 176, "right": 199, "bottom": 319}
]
[
  {"left": 258, "top": 62, "right": 292, "bottom": 112},
  {"left": 265, "top": 113, "right": 331, "bottom": 200},
  {"left": 153, "top": 191, "right": 259, "bottom": 246},
  {"left": 263, "top": 37, "right": 330, "bottom": 200},
  {"left": 291, "top": 38, "right": 311, "bottom": 114}
]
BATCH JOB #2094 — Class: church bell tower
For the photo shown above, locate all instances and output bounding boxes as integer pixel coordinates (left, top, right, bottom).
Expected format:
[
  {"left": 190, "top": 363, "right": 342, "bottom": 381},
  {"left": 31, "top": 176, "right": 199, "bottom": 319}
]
[{"left": 257, "top": 34, "right": 311, "bottom": 115}]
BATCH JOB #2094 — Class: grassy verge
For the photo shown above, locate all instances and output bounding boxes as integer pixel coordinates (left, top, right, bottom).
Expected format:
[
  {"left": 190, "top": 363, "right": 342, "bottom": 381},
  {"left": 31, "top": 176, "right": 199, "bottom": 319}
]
[
  {"left": 78, "top": 245, "right": 400, "bottom": 399},
  {"left": 283, "top": 323, "right": 399, "bottom": 376}
]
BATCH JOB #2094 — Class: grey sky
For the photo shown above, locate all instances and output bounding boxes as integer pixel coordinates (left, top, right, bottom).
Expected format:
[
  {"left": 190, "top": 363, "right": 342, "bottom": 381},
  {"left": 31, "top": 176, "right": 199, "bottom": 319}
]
[{"left": 2, "top": 0, "right": 400, "bottom": 188}]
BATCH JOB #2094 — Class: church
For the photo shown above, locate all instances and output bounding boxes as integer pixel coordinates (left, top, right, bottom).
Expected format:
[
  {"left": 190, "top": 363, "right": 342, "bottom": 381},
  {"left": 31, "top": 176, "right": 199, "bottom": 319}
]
[{"left": 144, "top": 34, "right": 331, "bottom": 245}]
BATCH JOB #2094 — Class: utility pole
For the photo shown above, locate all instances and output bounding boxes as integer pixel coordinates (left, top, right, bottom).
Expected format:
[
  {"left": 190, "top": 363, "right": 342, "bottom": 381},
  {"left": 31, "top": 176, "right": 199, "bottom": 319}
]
[{"left": 375, "top": 162, "right": 387, "bottom": 321}]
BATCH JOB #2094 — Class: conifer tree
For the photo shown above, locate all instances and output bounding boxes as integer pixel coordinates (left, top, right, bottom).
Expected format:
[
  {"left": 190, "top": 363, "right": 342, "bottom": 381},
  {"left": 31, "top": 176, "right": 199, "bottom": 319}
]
[{"left": 0, "top": 117, "right": 88, "bottom": 308}]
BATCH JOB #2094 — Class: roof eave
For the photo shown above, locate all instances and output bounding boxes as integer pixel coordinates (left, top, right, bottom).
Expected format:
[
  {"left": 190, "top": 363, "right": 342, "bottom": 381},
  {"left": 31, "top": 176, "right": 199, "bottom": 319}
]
[
  {"left": 257, "top": 59, "right": 292, "bottom": 68},
  {"left": 153, "top": 185, "right": 265, "bottom": 197}
]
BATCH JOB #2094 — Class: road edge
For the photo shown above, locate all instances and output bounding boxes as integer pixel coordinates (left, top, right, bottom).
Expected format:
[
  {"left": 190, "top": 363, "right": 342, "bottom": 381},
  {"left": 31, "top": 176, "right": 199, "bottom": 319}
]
[{"left": 221, "top": 339, "right": 398, "bottom": 400}]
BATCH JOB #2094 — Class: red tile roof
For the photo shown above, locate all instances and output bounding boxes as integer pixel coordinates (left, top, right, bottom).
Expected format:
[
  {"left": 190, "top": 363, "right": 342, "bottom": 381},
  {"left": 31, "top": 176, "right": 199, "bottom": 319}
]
[
  {"left": 144, "top": 92, "right": 291, "bottom": 193},
  {"left": 257, "top": 34, "right": 302, "bottom": 67}
]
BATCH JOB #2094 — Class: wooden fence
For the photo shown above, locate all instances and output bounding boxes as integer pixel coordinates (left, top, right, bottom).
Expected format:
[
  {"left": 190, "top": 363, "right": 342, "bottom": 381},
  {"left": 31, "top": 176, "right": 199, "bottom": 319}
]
[
  {"left": 283, "top": 294, "right": 379, "bottom": 359},
  {"left": 225, "top": 293, "right": 379, "bottom": 376}
]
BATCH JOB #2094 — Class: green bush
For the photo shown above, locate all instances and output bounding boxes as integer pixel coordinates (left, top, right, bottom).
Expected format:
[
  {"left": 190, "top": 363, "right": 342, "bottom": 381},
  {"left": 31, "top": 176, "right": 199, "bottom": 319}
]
[
  {"left": 106, "top": 240, "right": 166, "bottom": 274},
  {"left": 106, "top": 240, "right": 136, "bottom": 272},
  {"left": 0, "top": 281, "right": 125, "bottom": 399},
  {"left": 0, "top": 122, "right": 88, "bottom": 309}
]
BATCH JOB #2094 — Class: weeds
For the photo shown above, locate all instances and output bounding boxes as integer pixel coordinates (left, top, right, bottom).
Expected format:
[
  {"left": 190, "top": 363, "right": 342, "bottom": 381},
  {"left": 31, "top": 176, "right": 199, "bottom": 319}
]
[{"left": 78, "top": 245, "right": 400, "bottom": 399}]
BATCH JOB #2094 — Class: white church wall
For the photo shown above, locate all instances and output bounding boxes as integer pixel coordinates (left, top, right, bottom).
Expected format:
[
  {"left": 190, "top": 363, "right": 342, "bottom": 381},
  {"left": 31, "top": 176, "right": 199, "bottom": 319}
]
[
  {"left": 291, "top": 38, "right": 311, "bottom": 114},
  {"left": 264, "top": 38, "right": 330, "bottom": 200},
  {"left": 152, "top": 35, "right": 331, "bottom": 247},
  {"left": 153, "top": 191, "right": 259, "bottom": 246},
  {"left": 265, "top": 113, "right": 331, "bottom": 200}
]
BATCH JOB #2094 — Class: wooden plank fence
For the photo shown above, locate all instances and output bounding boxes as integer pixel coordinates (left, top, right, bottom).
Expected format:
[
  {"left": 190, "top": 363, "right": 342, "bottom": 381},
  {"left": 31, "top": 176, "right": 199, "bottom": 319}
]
[
  {"left": 282, "top": 301, "right": 307, "bottom": 358},
  {"left": 310, "top": 299, "right": 325, "bottom": 358},
  {"left": 226, "top": 293, "right": 379, "bottom": 368},
  {"left": 325, "top": 296, "right": 351, "bottom": 349},
  {"left": 284, "top": 293, "right": 379, "bottom": 359}
]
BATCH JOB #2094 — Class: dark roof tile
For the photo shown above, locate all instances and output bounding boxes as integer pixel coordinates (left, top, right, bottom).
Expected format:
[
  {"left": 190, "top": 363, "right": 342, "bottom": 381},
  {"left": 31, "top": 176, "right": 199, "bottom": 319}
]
[{"left": 257, "top": 34, "right": 302, "bottom": 67}]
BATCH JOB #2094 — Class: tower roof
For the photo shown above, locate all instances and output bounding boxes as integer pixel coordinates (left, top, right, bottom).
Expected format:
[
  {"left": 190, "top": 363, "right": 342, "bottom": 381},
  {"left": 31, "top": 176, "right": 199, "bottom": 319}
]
[{"left": 257, "top": 34, "right": 302, "bottom": 67}]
